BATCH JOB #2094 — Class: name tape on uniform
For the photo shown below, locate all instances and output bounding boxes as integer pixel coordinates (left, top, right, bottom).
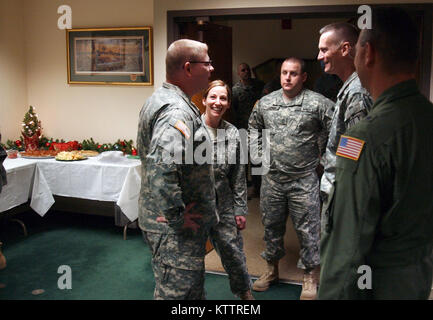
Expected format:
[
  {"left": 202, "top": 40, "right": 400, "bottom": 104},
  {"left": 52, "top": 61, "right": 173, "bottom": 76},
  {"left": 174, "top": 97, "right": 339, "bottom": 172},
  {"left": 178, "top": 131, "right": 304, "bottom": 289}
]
[{"left": 336, "top": 135, "right": 365, "bottom": 161}]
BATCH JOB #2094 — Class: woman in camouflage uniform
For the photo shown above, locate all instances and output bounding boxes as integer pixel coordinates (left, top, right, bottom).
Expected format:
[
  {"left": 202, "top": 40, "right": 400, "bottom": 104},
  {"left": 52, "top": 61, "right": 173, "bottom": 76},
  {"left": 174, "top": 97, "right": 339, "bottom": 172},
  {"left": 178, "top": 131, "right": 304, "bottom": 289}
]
[{"left": 201, "top": 80, "right": 253, "bottom": 300}]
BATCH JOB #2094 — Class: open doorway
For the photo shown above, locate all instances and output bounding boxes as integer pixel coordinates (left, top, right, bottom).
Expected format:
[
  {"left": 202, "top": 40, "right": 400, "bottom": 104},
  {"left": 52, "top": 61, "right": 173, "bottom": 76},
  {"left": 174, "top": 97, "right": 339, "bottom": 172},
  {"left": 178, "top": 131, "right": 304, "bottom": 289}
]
[{"left": 168, "top": 4, "right": 432, "bottom": 97}]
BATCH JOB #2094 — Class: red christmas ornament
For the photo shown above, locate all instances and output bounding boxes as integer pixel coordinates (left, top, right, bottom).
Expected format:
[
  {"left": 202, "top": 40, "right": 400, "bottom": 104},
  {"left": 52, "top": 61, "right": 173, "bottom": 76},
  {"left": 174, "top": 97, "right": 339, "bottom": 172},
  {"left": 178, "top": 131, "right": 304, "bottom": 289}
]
[
  {"left": 132, "top": 148, "right": 137, "bottom": 156},
  {"left": 46, "top": 142, "right": 50, "bottom": 147},
  {"left": 15, "top": 140, "right": 22, "bottom": 146}
]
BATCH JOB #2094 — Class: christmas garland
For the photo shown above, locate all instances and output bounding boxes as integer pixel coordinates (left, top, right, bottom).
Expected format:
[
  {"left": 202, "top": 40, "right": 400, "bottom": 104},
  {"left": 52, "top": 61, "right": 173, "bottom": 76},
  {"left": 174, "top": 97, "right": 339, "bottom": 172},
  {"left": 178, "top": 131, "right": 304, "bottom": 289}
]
[
  {"left": 1, "top": 136, "right": 137, "bottom": 155},
  {"left": 0, "top": 105, "right": 137, "bottom": 156}
]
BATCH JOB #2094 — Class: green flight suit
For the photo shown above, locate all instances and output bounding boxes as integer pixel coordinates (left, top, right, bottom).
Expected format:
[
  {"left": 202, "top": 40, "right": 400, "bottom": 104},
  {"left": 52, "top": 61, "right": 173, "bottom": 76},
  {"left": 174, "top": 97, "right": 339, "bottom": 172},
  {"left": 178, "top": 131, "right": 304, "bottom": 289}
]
[{"left": 319, "top": 80, "right": 433, "bottom": 299}]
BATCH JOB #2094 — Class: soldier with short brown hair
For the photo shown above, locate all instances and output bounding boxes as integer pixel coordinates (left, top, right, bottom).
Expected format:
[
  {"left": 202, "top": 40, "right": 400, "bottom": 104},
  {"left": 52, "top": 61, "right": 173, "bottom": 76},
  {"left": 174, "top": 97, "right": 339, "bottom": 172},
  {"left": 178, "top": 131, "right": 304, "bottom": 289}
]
[
  {"left": 137, "top": 39, "right": 218, "bottom": 300},
  {"left": 249, "top": 57, "right": 333, "bottom": 300}
]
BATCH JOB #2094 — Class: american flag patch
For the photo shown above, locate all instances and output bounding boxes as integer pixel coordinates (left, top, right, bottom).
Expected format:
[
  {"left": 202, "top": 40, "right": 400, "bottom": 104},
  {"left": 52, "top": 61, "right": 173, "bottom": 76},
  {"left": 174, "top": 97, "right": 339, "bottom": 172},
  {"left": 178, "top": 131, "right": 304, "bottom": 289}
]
[{"left": 336, "top": 135, "right": 365, "bottom": 161}]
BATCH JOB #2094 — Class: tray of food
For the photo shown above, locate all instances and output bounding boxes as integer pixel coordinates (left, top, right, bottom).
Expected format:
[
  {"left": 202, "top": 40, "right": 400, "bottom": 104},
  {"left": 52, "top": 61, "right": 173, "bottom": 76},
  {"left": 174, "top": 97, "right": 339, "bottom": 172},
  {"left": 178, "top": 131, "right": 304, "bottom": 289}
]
[
  {"left": 55, "top": 151, "right": 87, "bottom": 161},
  {"left": 79, "top": 150, "right": 99, "bottom": 157},
  {"left": 20, "top": 150, "right": 58, "bottom": 159}
]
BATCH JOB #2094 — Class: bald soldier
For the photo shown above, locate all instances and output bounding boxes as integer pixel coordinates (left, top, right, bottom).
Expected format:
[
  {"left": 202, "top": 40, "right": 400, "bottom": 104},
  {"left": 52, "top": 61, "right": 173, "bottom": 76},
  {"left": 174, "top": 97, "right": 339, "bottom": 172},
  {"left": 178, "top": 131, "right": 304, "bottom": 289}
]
[
  {"left": 232, "top": 63, "right": 265, "bottom": 198},
  {"left": 319, "top": 7, "right": 433, "bottom": 299},
  {"left": 232, "top": 63, "right": 264, "bottom": 130},
  {"left": 137, "top": 39, "right": 218, "bottom": 300}
]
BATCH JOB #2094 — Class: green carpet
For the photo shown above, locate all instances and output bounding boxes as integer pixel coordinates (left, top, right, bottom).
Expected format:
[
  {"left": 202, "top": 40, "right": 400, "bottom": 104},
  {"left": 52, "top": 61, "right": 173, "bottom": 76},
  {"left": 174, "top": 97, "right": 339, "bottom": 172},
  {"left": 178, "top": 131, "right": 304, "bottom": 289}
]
[{"left": 0, "top": 210, "right": 301, "bottom": 300}]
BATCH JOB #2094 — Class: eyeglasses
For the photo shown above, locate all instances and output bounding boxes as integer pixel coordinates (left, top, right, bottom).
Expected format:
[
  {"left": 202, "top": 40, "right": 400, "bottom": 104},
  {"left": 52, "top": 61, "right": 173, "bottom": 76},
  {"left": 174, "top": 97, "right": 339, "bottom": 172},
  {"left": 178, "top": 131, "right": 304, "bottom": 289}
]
[{"left": 189, "top": 60, "right": 212, "bottom": 66}]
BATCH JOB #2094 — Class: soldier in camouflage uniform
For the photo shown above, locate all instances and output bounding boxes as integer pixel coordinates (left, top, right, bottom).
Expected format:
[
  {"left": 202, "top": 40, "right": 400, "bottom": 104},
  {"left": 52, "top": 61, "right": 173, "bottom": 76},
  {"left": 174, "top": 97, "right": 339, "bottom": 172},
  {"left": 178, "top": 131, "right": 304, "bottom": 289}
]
[
  {"left": 232, "top": 63, "right": 264, "bottom": 130},
  {"left": 249, "top": 57, "right": 333, "bottom": 299},
  {"left": 137, "top": 39, "right": 218, "bottom": 300},
  {"left": 232, "top": 63, "right": 264, "bottom": 198},
  {"left": 201, "top": 80, "right": 253, "bottom": 300},
  {"left": 317, "top": 22, "right": 372, "bottom": 212}
]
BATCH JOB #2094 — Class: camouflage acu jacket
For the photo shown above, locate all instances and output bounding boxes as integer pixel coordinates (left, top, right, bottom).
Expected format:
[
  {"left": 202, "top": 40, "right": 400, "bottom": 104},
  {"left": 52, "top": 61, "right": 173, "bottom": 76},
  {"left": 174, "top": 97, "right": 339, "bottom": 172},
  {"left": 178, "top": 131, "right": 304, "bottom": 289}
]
[
  {"left": 249, "top": 88, "right": 334, "bottom": 181},
  {"left": 320, "top": 72, "right": 372, "bottom": 198},
  {"left": 136, "top": 82, "right": 218, "bottom": 234},
  {"left": 232, "top": 79, "right": 264, "bottom": 129},
  {"left": 201, "top": 114, "right": 247, "bottom": 217}
]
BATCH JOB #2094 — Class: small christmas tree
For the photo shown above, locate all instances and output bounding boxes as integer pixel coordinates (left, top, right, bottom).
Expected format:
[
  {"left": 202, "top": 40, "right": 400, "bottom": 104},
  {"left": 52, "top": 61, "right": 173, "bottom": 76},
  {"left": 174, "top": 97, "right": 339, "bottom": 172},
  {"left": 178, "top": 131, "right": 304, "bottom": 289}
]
[
  {"left": 21, "top": 105, "right": 42, "bottom": 151},
  {"left": 22, "top": 106, "right": 41, "bottom": 138}
]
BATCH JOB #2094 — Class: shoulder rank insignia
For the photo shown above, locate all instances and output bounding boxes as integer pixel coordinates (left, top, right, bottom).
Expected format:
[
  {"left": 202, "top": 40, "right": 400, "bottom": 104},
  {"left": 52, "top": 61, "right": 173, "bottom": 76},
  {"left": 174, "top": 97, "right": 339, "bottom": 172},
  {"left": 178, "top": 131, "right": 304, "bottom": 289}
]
[
  {"left": 174, "top": 120, "right": 191, "bottom": 139},
  {"left": 252, "top": 100, "right": 259, "bottom": 110},
  {"left": 336, "top": 135, "right": 365, "bottom": 161}
]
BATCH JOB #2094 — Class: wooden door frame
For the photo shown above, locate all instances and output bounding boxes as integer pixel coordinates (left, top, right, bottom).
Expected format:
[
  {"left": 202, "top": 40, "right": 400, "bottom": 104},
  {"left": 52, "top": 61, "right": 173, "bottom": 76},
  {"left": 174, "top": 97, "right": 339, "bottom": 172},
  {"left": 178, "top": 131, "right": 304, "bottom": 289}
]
[{"left": 167, "top": 4, "right": 432, "bottom": 98}]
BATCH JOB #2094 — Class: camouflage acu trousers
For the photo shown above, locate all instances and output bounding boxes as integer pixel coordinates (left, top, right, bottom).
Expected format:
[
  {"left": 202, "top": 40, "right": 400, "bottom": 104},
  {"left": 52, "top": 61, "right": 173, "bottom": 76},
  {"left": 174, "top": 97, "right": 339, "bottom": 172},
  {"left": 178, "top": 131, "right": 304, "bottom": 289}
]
[
  {"left": 209, "top": 212, "right": 251, "bottom": 296},
  {"left": 142, "top": 230, "right": 207, "bottom": 300},
  {"left": 260, "top": 171, "right": 320, "bottom": 269}
]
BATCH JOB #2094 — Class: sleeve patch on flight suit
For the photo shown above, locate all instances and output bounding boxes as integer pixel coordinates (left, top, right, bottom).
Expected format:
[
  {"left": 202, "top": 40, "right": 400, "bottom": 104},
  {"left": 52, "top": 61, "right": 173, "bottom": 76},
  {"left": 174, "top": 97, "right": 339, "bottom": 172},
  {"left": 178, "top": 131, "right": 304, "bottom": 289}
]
[
  {"left": 173, "top": 120, "right": 191, "bottom": 139},
  {"left": 336, "top": 135, "right": 365, "bottom": 161}
]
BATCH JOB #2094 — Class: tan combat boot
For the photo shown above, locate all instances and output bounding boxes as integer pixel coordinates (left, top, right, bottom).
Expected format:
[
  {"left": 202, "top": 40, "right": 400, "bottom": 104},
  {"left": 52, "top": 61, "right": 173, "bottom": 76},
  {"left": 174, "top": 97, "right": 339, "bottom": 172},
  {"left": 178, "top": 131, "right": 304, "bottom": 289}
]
[
  {"left": 252, "top": 261, "right": 279, "bottom": 292},
  {"left": 300, "top": 270, "right": 317, "bottom": 300},
  {"left": 239, "top": 290, "right": 255, "bottom": 300}
]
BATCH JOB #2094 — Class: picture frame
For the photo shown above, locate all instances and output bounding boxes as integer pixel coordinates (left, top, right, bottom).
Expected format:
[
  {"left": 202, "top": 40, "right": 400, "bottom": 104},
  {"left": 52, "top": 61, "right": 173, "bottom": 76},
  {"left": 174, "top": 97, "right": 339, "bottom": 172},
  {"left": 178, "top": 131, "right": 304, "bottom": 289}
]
[{"left": 66, "top": 27, "right": 153, "bottom": 86}]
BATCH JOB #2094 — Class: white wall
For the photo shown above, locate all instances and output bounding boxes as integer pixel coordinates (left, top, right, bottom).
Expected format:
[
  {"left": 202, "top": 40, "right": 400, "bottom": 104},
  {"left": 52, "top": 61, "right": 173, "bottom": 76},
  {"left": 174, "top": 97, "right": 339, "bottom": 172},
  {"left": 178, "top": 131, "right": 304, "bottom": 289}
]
[
  {"left": 20, "top": 0, "right": 154, "bottom": 144},
  {"left": 0, "top": 0, "right": 28, "bottom": 143},
  {"left": 225, "top": 18, "right": 346, "bottom": 83}
]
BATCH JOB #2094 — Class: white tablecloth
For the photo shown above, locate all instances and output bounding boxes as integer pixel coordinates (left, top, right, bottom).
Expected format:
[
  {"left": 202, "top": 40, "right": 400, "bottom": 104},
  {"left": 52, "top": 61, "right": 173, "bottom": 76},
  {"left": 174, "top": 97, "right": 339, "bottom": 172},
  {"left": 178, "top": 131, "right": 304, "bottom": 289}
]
[
  {"left": 1, "top": 155, "right": 141, "bottom": 222},
  {"left": 1, "top": 158, "right": 37, "bottom": 212}
]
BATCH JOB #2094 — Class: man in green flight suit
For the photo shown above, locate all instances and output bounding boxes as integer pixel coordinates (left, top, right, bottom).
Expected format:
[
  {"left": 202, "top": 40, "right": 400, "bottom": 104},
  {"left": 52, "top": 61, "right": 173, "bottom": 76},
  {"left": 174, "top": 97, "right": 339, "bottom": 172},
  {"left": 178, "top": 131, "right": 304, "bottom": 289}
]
[{"left": 319, "top": 7, "right": 433, "bottom": 299}]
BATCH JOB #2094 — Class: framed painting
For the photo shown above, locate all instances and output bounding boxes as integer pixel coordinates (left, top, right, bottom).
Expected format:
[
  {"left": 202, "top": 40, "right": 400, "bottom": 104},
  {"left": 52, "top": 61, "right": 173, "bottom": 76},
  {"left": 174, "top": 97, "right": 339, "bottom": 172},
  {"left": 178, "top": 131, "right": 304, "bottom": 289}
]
[{"left": 66, "top": 27, "right": 153, "bottom": 86}]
